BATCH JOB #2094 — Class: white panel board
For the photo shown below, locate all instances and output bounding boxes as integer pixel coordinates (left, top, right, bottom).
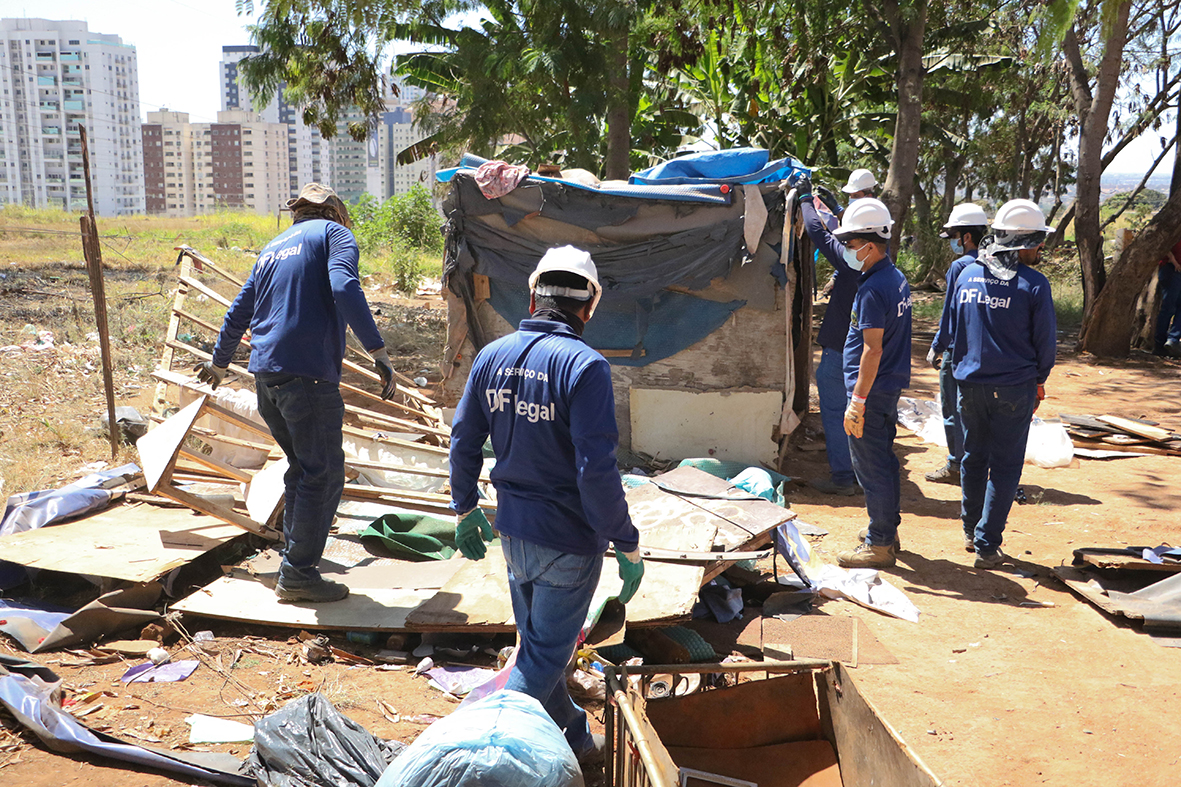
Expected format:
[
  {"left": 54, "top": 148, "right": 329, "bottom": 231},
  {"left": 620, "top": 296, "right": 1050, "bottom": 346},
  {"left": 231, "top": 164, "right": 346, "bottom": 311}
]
[{"left": 629, "top": 388, "right": 782, "bottom": 465}]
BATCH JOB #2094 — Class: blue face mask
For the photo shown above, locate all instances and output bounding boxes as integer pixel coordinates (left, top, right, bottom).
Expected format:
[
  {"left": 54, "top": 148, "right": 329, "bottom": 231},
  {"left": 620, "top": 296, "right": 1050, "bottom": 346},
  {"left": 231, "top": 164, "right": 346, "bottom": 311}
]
[{"left": 949, "top": 238, "right": 964, "bottom": 255}]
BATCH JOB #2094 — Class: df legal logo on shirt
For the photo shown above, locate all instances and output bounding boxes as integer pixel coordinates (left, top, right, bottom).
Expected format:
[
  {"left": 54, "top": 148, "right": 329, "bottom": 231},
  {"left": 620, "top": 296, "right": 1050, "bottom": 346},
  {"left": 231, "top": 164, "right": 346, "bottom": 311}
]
[{"left": 486, "top": 388, "right": 557, "bottom": 423}]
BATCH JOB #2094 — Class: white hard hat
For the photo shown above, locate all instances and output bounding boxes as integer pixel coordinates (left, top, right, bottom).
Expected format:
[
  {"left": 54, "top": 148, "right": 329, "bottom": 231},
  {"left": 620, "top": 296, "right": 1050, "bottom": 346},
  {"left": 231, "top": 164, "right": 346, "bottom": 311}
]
[
  {"left": 528, "top": 245, "right": 603, "bottom": 317},
  {"left": 842, "top": 168, "right": 877, "bottom": 194},
  {"left": 940, "top": 203, "right": 989, "bottom": 237},
  {"left": 991, "top": 199, "right": 1054, "bottom": 233},
  {"left": 833, "top": 198, "right": 894, "bottom": 241}
]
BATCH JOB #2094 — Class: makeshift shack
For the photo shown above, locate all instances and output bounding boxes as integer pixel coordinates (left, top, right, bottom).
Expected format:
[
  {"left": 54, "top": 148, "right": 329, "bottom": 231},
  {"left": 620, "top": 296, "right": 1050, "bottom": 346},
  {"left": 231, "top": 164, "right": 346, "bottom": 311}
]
[{"left": 438, "top": 149, "right": 812, "bottom": 467}]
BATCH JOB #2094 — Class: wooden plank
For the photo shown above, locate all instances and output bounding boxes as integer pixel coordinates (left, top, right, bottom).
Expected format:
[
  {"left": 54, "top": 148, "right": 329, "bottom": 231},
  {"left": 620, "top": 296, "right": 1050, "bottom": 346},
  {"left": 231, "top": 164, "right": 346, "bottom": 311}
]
[
  {"left": 342, "top": 424, "right": 450, "bottom": 457},
  {"left": 171, "top": 576, "right": 435, "bottom": 631},
  {"left": 646, "top": 466, "right": 796, "bottom": 549},
  {"left": 158, "top": 484, "right": 277, "bottom": 539},
  {"left": 137, "top": 396, "right": 206, "bottom": 492},
  {"left": 1072, "top": 547, "right": 1181, "bottom": 573},
  {"left": 341, "top": 482, "right": 496, "bottom": 511},
  {"left": 1097, "top": 415, "right": 1177, "bottom": 442},
  {"left": 173, "top": 245, "right": 245, "bottom": 288},
  {"left": 179, "top": 274, "right": 233, "bottom": 308},
  {"left": 178, "top": 446, "right": 254, "bottom": 484},
  {"left": 0, "top": 504, "right": 245, "bottom": 583},
  {"left": 596, "top": 348, "right": 647, "bottom": 358},
  {"left": 1070, "top": 439, "right": 1180, "bottom": 457}
]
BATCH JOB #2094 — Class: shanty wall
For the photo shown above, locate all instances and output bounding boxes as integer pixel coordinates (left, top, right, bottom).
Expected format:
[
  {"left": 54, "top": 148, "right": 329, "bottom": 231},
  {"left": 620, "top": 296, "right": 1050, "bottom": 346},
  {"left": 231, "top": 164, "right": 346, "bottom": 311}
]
[{"left": 441, "top": 287, "right": 787, "bottom": 458}]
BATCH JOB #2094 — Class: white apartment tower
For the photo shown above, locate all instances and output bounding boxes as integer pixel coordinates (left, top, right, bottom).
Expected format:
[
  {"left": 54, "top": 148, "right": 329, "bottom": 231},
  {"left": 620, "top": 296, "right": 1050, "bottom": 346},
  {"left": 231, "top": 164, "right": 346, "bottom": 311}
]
[{"left": 0, "top": 18, "right": 144, "bottom": 215}]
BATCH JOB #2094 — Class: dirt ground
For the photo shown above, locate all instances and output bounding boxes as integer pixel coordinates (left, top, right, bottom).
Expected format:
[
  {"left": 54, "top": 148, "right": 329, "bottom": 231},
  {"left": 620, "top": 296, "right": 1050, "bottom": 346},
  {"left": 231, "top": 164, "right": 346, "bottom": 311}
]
[{"left": 3, "top": 286, "right": 1181, "bottom": 785}]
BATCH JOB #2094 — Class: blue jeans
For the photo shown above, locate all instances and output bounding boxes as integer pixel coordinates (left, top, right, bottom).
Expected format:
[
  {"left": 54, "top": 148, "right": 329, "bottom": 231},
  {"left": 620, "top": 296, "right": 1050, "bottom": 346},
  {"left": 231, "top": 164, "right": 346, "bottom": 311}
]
[
  {"left": 957, "top": 380, "right": 1037, "bottom": 556},
  {"left": 1156, "top": 264, "right": 1181, "bottom": 347},
  {"left": 848, "top": 388, "right": 902, "bottom": 547},
  {"left": 255, "top": 373, "right": 346, "bottom": 588},
  {"left": 817, "top": 347, "right": 856, "bottom": 485},
  {"left": 502, "top": 533, "right": 603, "bottom": 753},
  {"left": 939, "top": 351, "right": 963, "bottom": 465}
]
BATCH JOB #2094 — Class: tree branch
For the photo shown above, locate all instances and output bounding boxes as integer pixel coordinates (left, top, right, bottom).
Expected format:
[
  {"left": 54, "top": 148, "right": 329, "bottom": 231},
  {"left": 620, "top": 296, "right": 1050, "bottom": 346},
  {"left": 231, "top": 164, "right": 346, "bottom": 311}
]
[{"left": 1100, "top": 132, "right": 1178, "bottom": 233}]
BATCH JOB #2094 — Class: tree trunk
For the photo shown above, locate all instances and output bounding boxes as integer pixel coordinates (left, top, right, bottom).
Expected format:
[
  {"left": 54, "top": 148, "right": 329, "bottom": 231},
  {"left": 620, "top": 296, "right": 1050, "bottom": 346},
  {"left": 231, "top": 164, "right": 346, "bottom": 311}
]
[
  {"left": 1078, "top": 187, "right": 1181, "bottom": 356},
  {"left": 879, "top": 0, "right": 927, "bottom": 254},
  {"left": 603, "top": 18, "right": 631, "bottom": 181},
  {"left": 1065, "top": 4, "right": 1133, "bottom": 328}
]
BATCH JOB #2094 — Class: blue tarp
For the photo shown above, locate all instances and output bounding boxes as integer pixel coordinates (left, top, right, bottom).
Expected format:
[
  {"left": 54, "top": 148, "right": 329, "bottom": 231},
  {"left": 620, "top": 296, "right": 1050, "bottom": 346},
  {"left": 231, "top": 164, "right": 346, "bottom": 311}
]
[
  {"left": 487, "top": 279, "right": 744, "bottom": 367},
  {"left": 437, "top": 154, "right": 734, "bottom": 205},
  {"left": 630, "top": 147, "right": 809, "bottom": 186}
]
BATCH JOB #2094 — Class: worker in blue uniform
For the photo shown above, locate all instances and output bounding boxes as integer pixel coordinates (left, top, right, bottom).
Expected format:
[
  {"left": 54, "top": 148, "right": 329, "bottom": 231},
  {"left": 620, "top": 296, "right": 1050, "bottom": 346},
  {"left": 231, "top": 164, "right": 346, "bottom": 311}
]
[
  {"left": 926, "top": 203, "right": 990, "bottom": 486},
  {"left": 198, "top": 183, "right": 397, "bottom": 603},
  {"left": 948, "top": 199, "right": 1057, "bottom": 569},
  {"left": 830, "top": 199, "right": 913, "bottom": 569},
  {"left": 448, "top": 246, "right": 643, "bottom": 764},
  {"left": 792, "top": 173, "right": 862, "bottom": 495}
]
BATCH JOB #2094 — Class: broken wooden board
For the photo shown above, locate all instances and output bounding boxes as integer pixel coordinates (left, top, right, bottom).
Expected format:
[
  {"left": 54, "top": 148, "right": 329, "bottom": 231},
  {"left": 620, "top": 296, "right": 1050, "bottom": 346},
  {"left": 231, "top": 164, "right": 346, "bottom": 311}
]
[
  {"left": 1097, "top": 415, "right": 1177, "bottom": 443},
  {"left": 1071, "top": 547, "right": 1181, "bottom": 573},
  {"left": 0, "top": 503, "right": 245, "bottom": 583},
  {"left": 625, "top": 482, "right": 720, "bottom": 553},
  {"left": 643, "top": 466, "right": 796, "bottom": 550},
  {"left": 172, "top": 576, "right": 435, "bottom": 631}
]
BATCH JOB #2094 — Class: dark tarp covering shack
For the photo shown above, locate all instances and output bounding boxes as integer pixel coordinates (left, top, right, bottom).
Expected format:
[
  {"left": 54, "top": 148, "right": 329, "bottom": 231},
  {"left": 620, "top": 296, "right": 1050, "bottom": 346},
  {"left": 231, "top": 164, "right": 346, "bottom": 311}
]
[{"left": 438, "top": 152, "right": 813, "bottom": 467}]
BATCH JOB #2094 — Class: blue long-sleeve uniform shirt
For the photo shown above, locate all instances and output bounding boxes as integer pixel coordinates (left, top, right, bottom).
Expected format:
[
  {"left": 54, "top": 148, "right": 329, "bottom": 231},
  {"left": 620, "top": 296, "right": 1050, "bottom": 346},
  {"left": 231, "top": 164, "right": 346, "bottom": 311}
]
[
  {"left": 843, "top": 257, "right": 912, "bottom": 394},
  {"left": 931, "top": 250, "right": 978, "bottom": 355},
  {"left": 801, "top": 200, "right": 860, "bottom": 351},
  {"left": 211, "top": 219, "right": 385, "bottom": 382},
  {"left": 449, "top": 319, "right": 640, "bottom": 555},
  {"left": 949, "top": 262, "right": 1057, "bottom": 386}
]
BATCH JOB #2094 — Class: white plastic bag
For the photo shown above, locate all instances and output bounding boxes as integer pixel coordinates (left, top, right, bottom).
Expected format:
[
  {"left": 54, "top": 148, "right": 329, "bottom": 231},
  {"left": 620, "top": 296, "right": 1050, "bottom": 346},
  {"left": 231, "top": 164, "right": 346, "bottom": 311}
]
[
  {"left": 375, "top": 690, "right": 583, "bottom": 787},
  {"left": 1024, "top": 417, "right": 1074, "bottom": 468}
]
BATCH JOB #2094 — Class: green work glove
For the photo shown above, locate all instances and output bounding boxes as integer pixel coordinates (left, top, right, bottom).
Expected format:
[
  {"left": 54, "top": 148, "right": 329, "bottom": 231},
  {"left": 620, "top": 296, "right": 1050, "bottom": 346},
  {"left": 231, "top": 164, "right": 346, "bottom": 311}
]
[
  {"left": 615, "top": 548, "right": 645, "bottom": 604},
  {"left": 455, "top": 508, "right": 493, "bottom": 560}
]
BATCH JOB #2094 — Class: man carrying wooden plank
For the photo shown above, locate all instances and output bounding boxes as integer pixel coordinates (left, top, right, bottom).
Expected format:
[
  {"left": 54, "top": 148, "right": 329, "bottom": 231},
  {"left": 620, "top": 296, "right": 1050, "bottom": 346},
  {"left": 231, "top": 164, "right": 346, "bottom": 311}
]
[
  {"left": 448, "top": 246, "right": 642, "bottom": 764},
  {"left": 196, "top": 183, "right": 397, "bottom": 603}
]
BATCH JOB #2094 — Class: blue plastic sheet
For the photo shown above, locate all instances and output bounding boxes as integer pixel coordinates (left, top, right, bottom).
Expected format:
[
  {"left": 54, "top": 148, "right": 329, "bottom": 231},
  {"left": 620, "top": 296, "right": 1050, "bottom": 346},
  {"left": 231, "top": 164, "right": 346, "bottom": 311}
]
[
  {"left": 630, "top": 147, "right": 809, "bottom": 186},
  {"left": 487, "top": 278, "right": 744, "bottom": 367}
]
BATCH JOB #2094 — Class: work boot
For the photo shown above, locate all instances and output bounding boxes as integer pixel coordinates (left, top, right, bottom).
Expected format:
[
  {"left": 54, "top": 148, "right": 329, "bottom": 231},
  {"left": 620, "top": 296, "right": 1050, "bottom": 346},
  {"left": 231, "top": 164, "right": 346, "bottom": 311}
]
[
  {"left": 1167, "top": 339, "right": 1181, "bottom": 358},
  {"left": 836, "top": 542, "right": 896, "bottom": 569},
  {"left": 275, "top": 578, "right": 350, "bottom": 603},
  {"left": 924, "top": 461, "right": 960, "bottom": 485},
  {"left": 810, "top": 478, "right": 863, "bottom": 496},
  {"left": 576, "top": 733, "right": 606, "bottom": 766},
  {"left": 974, "top": 548, "right": 1008, "bottom": 570},
  {"left": 963, "top": 531, "right": 975, "bottom": 553},
  {"left": 858, "top": 527, "right": 901, "bottom": 551}
]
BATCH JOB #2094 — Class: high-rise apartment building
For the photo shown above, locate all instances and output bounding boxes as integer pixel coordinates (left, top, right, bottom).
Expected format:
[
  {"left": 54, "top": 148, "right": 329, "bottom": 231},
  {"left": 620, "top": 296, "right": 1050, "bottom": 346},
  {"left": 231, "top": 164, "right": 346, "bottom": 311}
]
[
  {"left": 0, "top": 18, "right": 144, "bottom": 215},
  {"left": 142, "top": 109, "right": 288, "bottom": 217},
  {"left": 219, "top": 44, "right": 435, "bottom": 204}
]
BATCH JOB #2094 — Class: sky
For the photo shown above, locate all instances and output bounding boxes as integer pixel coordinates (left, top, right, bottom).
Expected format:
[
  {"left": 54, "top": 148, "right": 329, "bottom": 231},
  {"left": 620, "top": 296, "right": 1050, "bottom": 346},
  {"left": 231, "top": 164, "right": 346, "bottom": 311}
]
[{"left": 2, "top": 1, "right": 1173, "bottom": 177}]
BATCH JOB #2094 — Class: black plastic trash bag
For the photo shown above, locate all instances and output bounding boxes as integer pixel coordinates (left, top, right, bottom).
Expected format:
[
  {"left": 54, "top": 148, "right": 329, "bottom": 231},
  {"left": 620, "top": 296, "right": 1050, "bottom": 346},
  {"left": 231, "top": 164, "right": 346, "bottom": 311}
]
[{"left": 245, "top": 693, "right": 405, "bottom": 787}]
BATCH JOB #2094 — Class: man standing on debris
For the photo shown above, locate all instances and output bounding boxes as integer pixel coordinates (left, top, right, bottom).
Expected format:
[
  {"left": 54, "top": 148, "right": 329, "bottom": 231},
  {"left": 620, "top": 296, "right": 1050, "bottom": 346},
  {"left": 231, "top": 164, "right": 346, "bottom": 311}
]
[
  {"left": 197, "top": 183, "right": 397, "bottom": 603},
  {"left": 949, "top": 199, "right": 1056, "bottom": 569},
  {"left": 830, "top": 199, "right": 913, "bottom": 569},
  {"left": 925, "top": 203, "right": 990, "bottom": 486},
  {"left": 448, "top": 246, "right": 643, "bottom": 763},
  {"left": 792, "top": 172, "right": 861, "bottom": 496}
]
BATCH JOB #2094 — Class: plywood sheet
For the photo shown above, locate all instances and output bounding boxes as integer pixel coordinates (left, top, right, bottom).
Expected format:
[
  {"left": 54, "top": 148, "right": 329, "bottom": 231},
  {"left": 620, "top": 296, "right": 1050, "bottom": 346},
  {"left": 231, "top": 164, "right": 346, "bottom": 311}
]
[
  {"left": 236, "top": 548, "right": 464, "bottom": 591},
  {"left": 405, "top": 550, "right": 704, "bottom": 631},
  {"left": 138, "top": 396, "right": 206, "bottom": 492},
  {"left": 0, "top": 503, "right": 244, "bottom": 582},
  {"left": 630, "top": 388, "right": 782, "bottom": 465},
  {"left": 625, "top": 482, "right": 720, "bottom": 552},
  {"left": 172, "top": 576, "right": 434, "bottom": 631},
  {"left": 762, "top": 615, "right": 898, "bottom": 665}
]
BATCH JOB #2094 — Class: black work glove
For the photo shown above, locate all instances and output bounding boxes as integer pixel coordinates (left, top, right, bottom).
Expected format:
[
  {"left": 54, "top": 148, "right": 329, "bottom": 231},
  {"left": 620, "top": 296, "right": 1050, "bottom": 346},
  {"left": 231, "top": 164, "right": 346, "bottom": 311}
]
[
  {"left": 926, "top": 347, "right": 942, "bottom": 370},
  {"left": 816, "top": 185, "right": 843, "bottom": 216},
  {"left": 194, "top": 361, "right": 228, "bottom": 390},
  {"left": 789, "top": 171, "right": 813, "bottom": 200},
  {"left": 371, "top": 347, "right": 397, "bottom": 400}
]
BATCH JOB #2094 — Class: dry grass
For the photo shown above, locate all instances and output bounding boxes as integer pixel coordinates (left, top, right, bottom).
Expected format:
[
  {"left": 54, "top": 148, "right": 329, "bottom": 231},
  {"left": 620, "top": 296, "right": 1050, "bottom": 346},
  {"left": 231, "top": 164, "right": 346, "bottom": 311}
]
[{"left": 0, "top": 206, "right": 445, "bottom": 497}]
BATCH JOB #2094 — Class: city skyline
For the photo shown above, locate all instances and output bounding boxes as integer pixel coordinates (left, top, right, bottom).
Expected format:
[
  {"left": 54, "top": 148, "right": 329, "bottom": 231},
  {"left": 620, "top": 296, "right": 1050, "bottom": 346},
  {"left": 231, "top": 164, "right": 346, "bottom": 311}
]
[{"left": 2, "top": 3, "right": 1176, "bottom": 179}]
